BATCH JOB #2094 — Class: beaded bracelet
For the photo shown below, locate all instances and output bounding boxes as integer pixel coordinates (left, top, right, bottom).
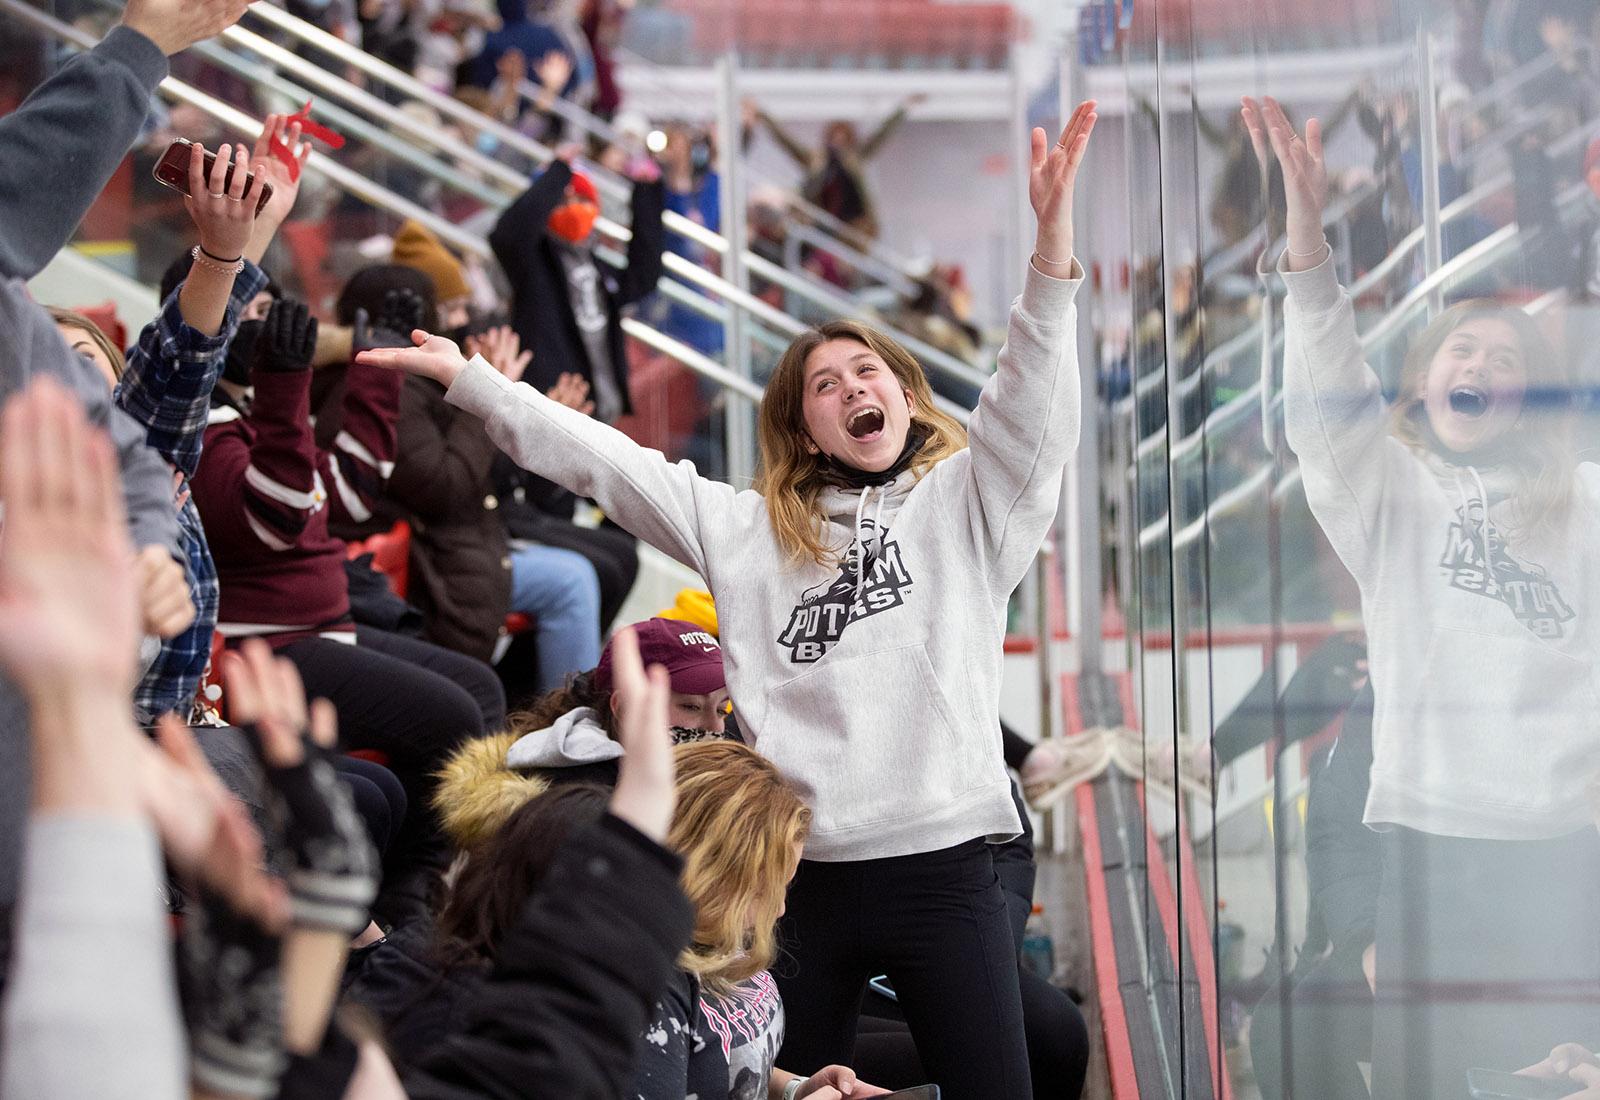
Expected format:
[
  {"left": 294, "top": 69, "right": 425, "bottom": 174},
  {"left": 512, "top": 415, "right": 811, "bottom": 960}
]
[
  {"left": 1285, "top": 238, "right": 1330, "bottom": 259},
  {"left": 190, "top": 244, "right": 245, "bottom": 277}
]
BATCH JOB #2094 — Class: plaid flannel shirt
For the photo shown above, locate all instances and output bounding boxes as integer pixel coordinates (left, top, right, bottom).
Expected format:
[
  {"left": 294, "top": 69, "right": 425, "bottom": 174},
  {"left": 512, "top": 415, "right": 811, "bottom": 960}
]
[{"left": 119, "top": 261, "right": 269, "bottom": 723}]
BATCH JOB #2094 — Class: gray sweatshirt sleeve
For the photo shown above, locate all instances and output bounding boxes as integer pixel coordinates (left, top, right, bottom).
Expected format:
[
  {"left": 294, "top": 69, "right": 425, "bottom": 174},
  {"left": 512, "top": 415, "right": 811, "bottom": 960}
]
[
  {"left": 1280, "top": 251, "right": 1393, "bottom": 585},
  {"left": 445, "top": 356, "right": 741, "bottom": 577},
  {"left": 0, "top": 282, "right": 182, "bottom": 556},
  {"left": 0, "top": 815, "right": 186, "bottom": 1100},
  {"left": 0, "top": 25, "right": 169, "bottom": 280},
  {"left": 960, "top": 261, "right": 1084, "bottom": 595}
]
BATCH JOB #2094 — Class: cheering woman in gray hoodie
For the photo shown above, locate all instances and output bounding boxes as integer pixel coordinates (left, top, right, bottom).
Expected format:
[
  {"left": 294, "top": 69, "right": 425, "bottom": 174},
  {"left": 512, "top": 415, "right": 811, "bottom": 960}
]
[
  {"left": 1245, "top": 95, "right": 1600, "bottom": 1096},
  {"left": 358, "top": 102, "right": 1097, "bottom": 1100}
]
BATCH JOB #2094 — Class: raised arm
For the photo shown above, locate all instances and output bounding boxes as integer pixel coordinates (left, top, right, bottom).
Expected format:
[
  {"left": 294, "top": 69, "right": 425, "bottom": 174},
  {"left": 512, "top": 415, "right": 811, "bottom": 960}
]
[
  {"left": 0, "top": 0, "right": 249, "bottom": 279},
  {"left": 490, "top": 159, "right": 574, "bottom": 294},
  {"left": 1243, "top": 96, "right": 1392, "bottom": 582},
  {"left": 754, "top": 108, "right": 818, "bottom": 170},
  {"left": 117, "top": 142, "right": 270, "bottom": 475},
  {"left": 354, "top": 335, "right": 739, "bottom": 577},
  {"left": 858, "top": 93, "right": 923, "bottom": 161},
  {"left": 191, "top": 301, "right": 324, "bottom": 557},
  {"left": 615, "top": 174, "right": 666, "bottom": 306},
  {"left": 961, "top": 103, "right": 1094, "bottom": 594}
]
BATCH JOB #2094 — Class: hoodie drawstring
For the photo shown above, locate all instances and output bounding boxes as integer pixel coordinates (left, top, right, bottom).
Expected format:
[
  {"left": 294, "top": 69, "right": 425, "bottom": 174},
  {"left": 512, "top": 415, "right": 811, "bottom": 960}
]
[
  {"left": 1453, "top": 466, "right": 1499, "bottom": 593},
  {"left": 852, "top": 486, "right": 872, "bottom": 609}
]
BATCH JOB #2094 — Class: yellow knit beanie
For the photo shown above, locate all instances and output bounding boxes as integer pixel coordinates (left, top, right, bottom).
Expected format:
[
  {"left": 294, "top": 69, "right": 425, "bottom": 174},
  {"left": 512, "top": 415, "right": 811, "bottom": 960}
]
[{"left": 391, "top": 220, "right": 470, "bottom": 303}]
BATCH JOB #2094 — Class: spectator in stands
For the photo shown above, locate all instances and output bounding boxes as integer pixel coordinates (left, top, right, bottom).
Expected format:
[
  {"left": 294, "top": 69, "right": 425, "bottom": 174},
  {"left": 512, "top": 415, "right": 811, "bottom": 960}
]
[
  {"left": 749, "top": 93, "right": 925, "bottom": 246},
  {"left": 325, "top": 251, "right": 604, "bottom": 695},
  {"left": 491, "top": 152, "right": 664, "bottom": 425},
  {"left": 470, "top": 0, "right": 595, "bottom": 109},
  {"left": 0, "top": 381, "right": 384, "bottom": 1100},
  {"left": 0, "top": 0, "right": 255, "bottom": 982},
  {"left": 652, "top": 122, "right": 724, "bottom": 357},
  {"left": 1246, "top": 94, "right": 1600, "bottom": 1096},
  {"left": 425, "top": 617, "right": 732, "bottom": 851},
  {"left": 190, "top": 289, "right": 504, "bottom": 924},
  {"left": 1575, "top": 136, "right": 1600, "bottom": 301},
  {"left": 359, "top": 102, "right": 1098, "bottom": 1100},
  {"left": 882, "top": 263, "right": 983, "bottom": 368}
]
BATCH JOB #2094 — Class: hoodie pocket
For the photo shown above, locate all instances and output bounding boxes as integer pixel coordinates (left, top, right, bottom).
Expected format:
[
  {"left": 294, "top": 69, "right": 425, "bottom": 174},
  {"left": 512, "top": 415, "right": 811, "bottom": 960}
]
[
  {"left": 1401, "top": 626, "right": 1599, "bottom": 813},
  {"left": 760, "top": 642, "right": 988, "bottom": 834}
]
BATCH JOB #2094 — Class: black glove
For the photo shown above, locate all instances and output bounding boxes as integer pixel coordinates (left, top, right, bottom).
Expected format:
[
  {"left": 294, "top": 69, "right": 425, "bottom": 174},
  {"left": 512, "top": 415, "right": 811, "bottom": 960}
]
[
  {"left": 353, "top": 288, "right": 427, "bottom": 354},
  {"left": 253, "top": 298, "right": 319, "bottom": 374},
  {"left": 179, "top": 885, "right": 286, "bottom": 1098},
  {"left": 244, "top": 725, "right": 380, "bottom": 935}
]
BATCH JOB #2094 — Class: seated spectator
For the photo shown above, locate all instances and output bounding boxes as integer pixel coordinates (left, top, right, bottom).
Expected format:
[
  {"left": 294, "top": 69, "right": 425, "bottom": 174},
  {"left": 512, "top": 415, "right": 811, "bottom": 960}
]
[
  {"left": 428, "top": 617, "right": 732, "bottom": 851},
  {"left": 469, "top": 0, "right": 595, "bottom": 109},
  {"left": 190, "top": 290, "right": 504, "bottom": 923},
  {"left": 0, "top": 380, "right": 374, "bottom": 1100},
  {"left": 0, "top": 0, "right": 263, "bottom": 972},
  {"left": 324, "top": 245, "right": 605, "bottom": 694}
]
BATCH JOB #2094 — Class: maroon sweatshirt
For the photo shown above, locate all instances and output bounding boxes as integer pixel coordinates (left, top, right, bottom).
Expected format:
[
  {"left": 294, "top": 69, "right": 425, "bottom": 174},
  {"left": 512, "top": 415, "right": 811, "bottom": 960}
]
[{"left": 193, "top": 359, "right": 402, "bottom": 647}]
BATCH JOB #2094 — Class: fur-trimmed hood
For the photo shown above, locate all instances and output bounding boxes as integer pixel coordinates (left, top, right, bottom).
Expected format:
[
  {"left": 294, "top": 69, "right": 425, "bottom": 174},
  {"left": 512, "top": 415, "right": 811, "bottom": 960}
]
[{"left": 432, "top": 730, "right": 551, "bottom": 850}]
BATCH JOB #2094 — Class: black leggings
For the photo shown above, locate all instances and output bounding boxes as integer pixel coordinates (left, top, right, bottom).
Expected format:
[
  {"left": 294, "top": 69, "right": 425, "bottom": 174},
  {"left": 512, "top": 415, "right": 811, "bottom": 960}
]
[
  {"left": 775, "top": 838, "right": 1033, "bottom": 1100},
  {"left": 279, "top": 625, "right": 502, "bottom": 869},
  {"left": 333, "top": 755, "right": 408, "bottom": 859}
]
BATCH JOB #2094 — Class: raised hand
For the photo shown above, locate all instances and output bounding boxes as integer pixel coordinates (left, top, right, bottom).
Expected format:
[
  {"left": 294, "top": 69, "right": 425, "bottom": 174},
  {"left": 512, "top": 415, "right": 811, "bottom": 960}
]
[
  {"left": 135, "top": 543, "right": 196, "bottom": 639},
  {"left": 254, "top": 298, "right": 319, "bottom": 375},
  {"left": 472, "top": 324, "right": 533, "bottom": 383},
  {"left": 245, "top": 113, "right": 312, "bottom": 263},
  {"left": 0, "top": 378, "right": 140, "bottom": 698},
  {"left": 120, "top": 0, "right": 251, "bottom": 56},
  {"left": 1240, "top": 96, "right": 1328, "bottom": 264},
  {"left": 141, "top": 716, "right": 290, "bottom": 930},
  {"left": 535, "top": 49, "right": 574, "bottom": 96},
  {"left": 606, "top": 626, "right": 676, "bottom": 843},
  {"left": 184, "top": 140, "right": 265, "bottom": 262},
  {"left": 225, "top": 639, "right": 379, "bottom": 935},
  {"left": 355, "top": 328, "right": 471, "bottom": 388},
  {"left": 546, "top": 371, "right": 595, "bottom": 415},
  {"left": 1029, "top": 100, "right": 1096, "bottom": 276}
]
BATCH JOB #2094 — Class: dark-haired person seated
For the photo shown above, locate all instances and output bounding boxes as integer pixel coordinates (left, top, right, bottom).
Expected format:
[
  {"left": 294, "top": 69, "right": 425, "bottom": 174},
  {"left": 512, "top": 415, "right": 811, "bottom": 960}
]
[{"left": 190, "top": 289, "right": 504, "bottom": 923}]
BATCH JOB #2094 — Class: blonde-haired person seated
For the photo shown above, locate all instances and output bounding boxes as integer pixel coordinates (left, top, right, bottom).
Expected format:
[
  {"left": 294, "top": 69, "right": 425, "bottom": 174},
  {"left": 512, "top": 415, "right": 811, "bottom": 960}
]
[{"left": 631, "top": 741, "right": 886, "bottom": 1100}]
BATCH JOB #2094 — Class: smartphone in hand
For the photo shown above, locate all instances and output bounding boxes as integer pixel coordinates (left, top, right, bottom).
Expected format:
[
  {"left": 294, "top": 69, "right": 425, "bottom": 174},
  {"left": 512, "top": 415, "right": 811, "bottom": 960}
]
[{"left": 153, "top": 138, "right": 273, "bottom": 217}]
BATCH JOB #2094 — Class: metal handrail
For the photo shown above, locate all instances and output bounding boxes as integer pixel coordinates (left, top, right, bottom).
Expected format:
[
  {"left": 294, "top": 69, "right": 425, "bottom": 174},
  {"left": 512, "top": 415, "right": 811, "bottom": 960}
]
[
  {"left": 187, "top": 37, "right": 510, "bottom": 209},
  {"left": 235, "top": 1, "right": 986, "bottom": 385},
  {"left": 1, "top": 0, "right": 983, "bottom": 441}
]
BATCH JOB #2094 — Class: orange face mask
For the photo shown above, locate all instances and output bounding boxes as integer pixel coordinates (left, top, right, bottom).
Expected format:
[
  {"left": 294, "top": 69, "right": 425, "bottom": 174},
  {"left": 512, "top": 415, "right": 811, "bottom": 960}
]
[{"left": 548, "top": 200, "right": 599, "bottom": 243}]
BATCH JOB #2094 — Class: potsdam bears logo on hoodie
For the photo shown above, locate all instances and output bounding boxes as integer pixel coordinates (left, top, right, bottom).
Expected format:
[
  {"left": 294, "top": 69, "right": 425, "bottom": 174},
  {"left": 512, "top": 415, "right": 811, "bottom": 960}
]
[
  {"left": 1439, "top": 501, "right": 1574, "bottom": 639},
  {"left": 778, "top": 522, "right": 913, "bottom": 664}
]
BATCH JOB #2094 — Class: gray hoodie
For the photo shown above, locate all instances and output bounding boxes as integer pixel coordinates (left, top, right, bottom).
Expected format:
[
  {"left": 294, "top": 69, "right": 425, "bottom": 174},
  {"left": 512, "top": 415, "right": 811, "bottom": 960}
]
[
  {"left": 1283, "top": 253, "right": 1600, "bottom": 840},
  {"left": 505, "top": 706, "right": 622, "bottom": 769},
  {"left": 446, "top": 264, "right": 1082, "bottom": 860}
]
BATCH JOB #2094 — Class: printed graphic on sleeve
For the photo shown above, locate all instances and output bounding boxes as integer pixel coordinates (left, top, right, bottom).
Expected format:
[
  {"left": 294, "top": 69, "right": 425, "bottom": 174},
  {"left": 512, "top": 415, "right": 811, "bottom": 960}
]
[
  {"left": 777, "top": 523, "right": 912, "bottom": 664},
  {"left": 1438, "top": 501, "right": 1574, "bottom": 639}
]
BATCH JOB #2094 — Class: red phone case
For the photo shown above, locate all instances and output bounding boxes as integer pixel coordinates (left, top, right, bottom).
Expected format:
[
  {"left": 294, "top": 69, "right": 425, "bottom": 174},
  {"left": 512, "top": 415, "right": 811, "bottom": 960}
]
[{"left": 152, "top": 138, "right": 274, "bottom": 217}]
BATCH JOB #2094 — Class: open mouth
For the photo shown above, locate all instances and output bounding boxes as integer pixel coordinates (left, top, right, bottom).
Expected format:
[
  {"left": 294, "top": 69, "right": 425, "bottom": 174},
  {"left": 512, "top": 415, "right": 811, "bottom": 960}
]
[
  {"left": 1448, "top": 385, "right": 1489, "bottom": 419},
  {"left": 846, "top": 407, "right": 885, "bottom": 441}
]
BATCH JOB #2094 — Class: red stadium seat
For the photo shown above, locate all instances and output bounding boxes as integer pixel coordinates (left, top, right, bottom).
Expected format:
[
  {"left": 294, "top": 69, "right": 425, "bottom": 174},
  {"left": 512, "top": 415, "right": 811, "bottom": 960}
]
[{"left": 346, "top": 519, "right": 412, "bottom": 599}]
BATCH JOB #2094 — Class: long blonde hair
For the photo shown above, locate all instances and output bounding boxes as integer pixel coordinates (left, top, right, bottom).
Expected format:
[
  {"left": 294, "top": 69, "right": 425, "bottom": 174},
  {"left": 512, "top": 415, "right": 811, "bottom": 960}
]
[
  {"left": 755, "top": 320, "right": 967, "bottom": 566},
  {"left": 1388, "top": 299, "right": 1574, "bottom": 536},
  {"left": 669, "top": 741, "right": 810, "bottom": 993}
]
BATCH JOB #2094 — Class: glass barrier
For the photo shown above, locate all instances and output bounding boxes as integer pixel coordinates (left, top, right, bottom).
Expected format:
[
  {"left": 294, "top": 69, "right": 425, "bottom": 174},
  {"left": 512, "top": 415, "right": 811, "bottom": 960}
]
[{"left": 1079, "top": 0, "right": 1600, "bottom": 1095}]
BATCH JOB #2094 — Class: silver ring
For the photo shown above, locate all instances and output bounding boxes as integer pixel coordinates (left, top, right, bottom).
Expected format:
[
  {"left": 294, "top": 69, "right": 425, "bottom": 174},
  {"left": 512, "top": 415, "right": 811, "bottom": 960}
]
[
  {"left": 208, "top": 191, "right": 225, "bottom": 198},
  {"left": 226, "top": 195, "right": 244, "bottom": 202}
]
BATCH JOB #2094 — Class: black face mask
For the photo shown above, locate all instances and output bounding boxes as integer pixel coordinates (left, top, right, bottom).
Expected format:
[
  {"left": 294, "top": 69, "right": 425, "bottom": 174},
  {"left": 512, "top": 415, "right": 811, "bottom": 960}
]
[
  {"left": 669, "top": 726, "right": 740, "bottom": 746},
  {"left": 222, "top": 319, "right": 264, "bottom": 388},
  {"left": 815, "top": 425, "right": 928, "bottom": 490}
]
